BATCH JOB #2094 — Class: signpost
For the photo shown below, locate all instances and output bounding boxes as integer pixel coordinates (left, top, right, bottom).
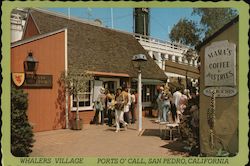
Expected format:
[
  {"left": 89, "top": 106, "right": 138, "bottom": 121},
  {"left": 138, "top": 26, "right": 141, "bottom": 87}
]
[
  {"left": 203, "top": 87, "right": 237, "bottom": 98},
  {"left": 204, "top": 40, "right": 237, "bottom": 98},
  {"left": 205, "top": 40, "right": 236, "bottom": 87},
  {"left": 23, "top": 74, "right": 53, "bottom": 88}
]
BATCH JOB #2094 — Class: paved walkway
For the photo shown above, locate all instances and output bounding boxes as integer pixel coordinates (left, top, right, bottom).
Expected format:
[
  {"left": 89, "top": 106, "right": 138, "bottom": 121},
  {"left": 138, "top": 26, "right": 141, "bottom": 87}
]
[{"left": 30, "top": 117, "right": 189, "bottom": 157}]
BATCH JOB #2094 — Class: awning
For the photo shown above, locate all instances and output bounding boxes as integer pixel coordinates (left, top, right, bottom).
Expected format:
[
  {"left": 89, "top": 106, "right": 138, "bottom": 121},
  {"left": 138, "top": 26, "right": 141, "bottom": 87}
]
[
  {"left": 132, "top": 78, "right": 165, "bottom": 85},
  {"left": 87, "top": 71, "right": 130, "bottom": 77}
]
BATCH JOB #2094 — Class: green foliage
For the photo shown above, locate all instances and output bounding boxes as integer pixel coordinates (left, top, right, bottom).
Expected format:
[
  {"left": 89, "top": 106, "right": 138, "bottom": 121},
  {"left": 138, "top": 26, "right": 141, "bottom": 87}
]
[
  {"left": 216, "top": 148, "right": 230, "bottom": 157},
  {"left": 192, "top": 8, "right": 238, "bottom": 38},
  {"left": 170, "top": 8, "right": 237, "bottom": 48},
  {"left": 169, "top": 18, "right": 200, "bottom": 47},
  {"left": 11, "top": 86, "right": 35, "bottom": 157},
  {"left": 60, "top": 69, "right": 93, "bottom": 121},
  {"left": 183, "top": 48, "right": 198, "bottom": 63},
  {"left": 60, "top": 69, "right": 93, "bottom": 96}
]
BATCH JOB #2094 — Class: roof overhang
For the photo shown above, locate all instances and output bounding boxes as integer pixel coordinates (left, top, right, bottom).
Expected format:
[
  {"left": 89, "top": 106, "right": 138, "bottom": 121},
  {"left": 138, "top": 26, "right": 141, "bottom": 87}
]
[
  {"left": 165, "top": 60, "right": 200, "bottom": 79},
  {"left": 132, "top": 78, "right": 165, "bottom": 85},
  {"left": 11, "top": 28, "right": 67, "bottom": 48},
  {"left": 87, "top": 71, "right": 130, "bottom": 77}
]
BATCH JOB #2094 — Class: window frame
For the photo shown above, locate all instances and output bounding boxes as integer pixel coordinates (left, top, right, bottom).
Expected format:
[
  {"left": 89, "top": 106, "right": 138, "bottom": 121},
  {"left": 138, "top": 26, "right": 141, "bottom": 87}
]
[{"left": 71, "top": 80, "right": 94, "bottom": 111}]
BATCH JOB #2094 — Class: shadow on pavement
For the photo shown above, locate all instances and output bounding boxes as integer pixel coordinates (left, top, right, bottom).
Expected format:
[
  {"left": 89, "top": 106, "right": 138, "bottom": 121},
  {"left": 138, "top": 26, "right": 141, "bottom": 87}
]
[
  {"left": 104, "top": 128, "right": 116, "bottom": 132},
  {"left": 149, "top": 119, "right": 157, "bottom": 124},
  {"left": 161, "top": 140, "right": 189, "bottom": 156},
  {"left": 141, "top": 129, "right": 161, "bottom": 137}
]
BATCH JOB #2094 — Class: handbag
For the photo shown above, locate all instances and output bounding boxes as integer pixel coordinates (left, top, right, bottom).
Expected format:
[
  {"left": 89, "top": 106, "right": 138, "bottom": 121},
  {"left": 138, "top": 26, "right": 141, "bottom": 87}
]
[
  {"left": 95, "top": 101, "right": 103, "bottom": 111},
  {"left": 115, "top": 102, "right": 124, "bottom": 110}
]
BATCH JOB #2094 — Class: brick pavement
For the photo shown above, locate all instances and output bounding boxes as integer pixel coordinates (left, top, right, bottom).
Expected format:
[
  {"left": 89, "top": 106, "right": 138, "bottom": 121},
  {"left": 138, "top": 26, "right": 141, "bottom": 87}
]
[{"left": 30, "top": 117, "right": 189, "bottom": 157}]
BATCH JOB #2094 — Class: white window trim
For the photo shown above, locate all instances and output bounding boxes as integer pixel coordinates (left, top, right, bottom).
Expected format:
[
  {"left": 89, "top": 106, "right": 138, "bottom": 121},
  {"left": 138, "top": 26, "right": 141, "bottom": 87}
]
[{"left": 71, "top": 81, "right": 94, "bottom": 112}]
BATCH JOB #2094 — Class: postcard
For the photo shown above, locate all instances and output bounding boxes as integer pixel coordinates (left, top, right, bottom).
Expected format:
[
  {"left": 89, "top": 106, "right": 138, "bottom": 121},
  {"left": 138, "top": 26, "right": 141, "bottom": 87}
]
[{"left": 1, "top": 1, "right": 249, "bottom": 166}]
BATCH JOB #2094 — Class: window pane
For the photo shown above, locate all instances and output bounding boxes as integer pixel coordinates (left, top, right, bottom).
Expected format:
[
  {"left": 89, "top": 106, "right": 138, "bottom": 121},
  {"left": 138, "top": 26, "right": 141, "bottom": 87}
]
[{"left": 72, "top": 81, "right": 91, "bottom": 108}]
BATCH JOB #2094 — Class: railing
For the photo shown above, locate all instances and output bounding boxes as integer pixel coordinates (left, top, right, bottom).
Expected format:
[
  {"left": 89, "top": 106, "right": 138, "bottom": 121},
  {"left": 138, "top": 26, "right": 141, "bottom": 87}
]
[
  {"left": 133, "top": 33, "right": 190, "bottom": 53},
  {"left": 11, "top": 14, "right": 22, "bottom": 25},
  {"left": 132, "top": 33, "right": 198, "bottom": 68}
]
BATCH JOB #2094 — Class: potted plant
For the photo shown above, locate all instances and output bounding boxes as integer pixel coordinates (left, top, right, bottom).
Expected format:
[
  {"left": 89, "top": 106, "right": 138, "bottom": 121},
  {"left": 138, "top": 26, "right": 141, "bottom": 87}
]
[{"left": 61, "top": 68, "right": 93, "bottom": 130}]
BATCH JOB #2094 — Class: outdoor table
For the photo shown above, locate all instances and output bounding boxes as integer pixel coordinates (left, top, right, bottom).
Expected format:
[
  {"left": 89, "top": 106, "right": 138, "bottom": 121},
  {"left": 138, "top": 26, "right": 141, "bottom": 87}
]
[
  {"left": 159, "top": 122, "right": 180, "bottom": 140},
  {"left": 166, "top": 123, "right": 180, "bottom": 140}
]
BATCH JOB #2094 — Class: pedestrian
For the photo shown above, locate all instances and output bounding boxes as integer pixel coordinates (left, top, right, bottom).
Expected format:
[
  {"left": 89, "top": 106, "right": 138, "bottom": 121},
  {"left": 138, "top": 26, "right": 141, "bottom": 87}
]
[
  {"left": 173, "top": 87, "right": 183, "bottom": 122},
  {"left": 168, "top": 97, "right": 178, "bottom": 124},
  {"left": 134, "top": 90, "right": 138, "bottom": 122},
  {"left": 155, "top": 86, "right": 164, "bottom": 123},
  {"left": 114, "top": 87, "right": 128, "bottom": 132},
  {"left": 162, "top": 86, "right": 172, "bottom": 122},
  {"left": 93, "top": 87, "right": 106, "bottom": 125},
  {"left": 179, "top": 89, "right": 189, "bottom": 115},
  {"left": 173, "top": 87, "right": 182, "bottom": 112},
  {"left": 123, "top": 88, "right": 131, "bottom": 124},
  {"left": 130, "top": 89, "right": 136, "bottom": 124},
  {"left": 106, "top": 89, "right": 115, "bottom": 127}
]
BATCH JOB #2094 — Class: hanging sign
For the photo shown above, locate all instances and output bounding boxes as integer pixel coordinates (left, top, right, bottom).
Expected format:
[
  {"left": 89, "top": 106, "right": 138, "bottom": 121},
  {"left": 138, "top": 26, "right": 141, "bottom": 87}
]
[
  {"left": 23, "top": 74, "right": 53, "bottom": 88},
  {"left": 203, "top": 87, "right": 237, "bottom": 98},
  {"left": 204, "top": 40, "right": 236, "bottom": 86},
  {"left": 12, "top": 72, "right": 25, "bottom": 87}
]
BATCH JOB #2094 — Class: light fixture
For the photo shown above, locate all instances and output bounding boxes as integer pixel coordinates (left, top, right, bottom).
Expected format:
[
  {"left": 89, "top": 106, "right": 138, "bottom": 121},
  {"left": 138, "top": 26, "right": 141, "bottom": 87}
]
[
  {"left": 132, "top": 54, "right": 147, "bottom": 133},
  {"left": 24, "top": 52, "right": 38, "bottom": 74}
]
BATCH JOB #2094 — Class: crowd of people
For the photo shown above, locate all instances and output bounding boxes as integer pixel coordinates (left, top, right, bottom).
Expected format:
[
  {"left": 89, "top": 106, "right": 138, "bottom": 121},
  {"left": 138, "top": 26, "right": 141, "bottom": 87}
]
[
  {"left": 153, "top": 84, "right": 200, "bottom": 154},
  {"left": 91, "top": 84, "right": 200, "bottom": 154},
  {"left": 91, "top": 84, "right": 199, "bottom": 140},
  {"left": 92, "top": 87, "right": 137, "bottom": 133},
  {"left": 154, "top": 85, "right": 199, "bottom": 126}
]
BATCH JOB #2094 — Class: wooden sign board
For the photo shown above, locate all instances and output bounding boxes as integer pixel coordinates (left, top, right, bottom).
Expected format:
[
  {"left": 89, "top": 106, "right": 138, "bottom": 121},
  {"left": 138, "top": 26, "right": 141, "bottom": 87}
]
[
  {"left": 203, "top": 86, "right": 237, "bottom": 98},
  {"left": 205, "top": 40, "right": 236, "bottom": 86},
  {"left": 23, "top": 74, "right": 53, "bottom": 88}
]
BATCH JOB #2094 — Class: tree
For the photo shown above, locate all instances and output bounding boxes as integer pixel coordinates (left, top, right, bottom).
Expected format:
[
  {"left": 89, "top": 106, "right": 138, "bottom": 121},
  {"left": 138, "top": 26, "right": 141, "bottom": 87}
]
[
  {"left": 60, "top": 68, "right": 93, "bottom": 129},
  {"left": 170, "top": 8, "right": 237, "bottom": 61},
  {"left": 169, "top": 18, "right": 200, "bottom": 47},
  {"left": 170, "top": 8, "right": 237, "bottom": 47},
  {"left": 182, "top": 48, "right": 198, "bottom": 63},
  {"left": 192, "top": 8, "right": 238, "bottom": 38},
  {"left": 11, "top": 86, "right": 35, "bottom": 156}
]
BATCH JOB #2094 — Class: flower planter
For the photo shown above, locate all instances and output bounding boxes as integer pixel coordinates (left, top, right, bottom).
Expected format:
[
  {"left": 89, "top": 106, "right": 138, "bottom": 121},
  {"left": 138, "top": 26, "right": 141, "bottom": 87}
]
[{"left": 70, "top": 119, "right": 83, "bottom": 130}]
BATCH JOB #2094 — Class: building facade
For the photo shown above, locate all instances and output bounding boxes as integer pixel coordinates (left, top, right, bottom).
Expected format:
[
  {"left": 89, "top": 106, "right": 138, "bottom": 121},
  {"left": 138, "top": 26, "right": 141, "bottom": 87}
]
[
  {"left": 11, "top": 8, "right": 167, "bottom": 132},
  {"left": 198, "top": 16, "right": 239, "bottom": 156}
]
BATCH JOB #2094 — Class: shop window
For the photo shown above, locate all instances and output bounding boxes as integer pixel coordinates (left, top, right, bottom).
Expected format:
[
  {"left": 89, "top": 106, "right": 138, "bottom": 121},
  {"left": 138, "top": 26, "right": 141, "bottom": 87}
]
[
  {"left": 182, "top": 57, "right": 185, "bottom": 63},
  {"left": 175, "top": 56, "right": 178, "bottom": 62},
  {"left": 103, "top": 81, "right": 115, "bottom": 93},
  {"left": 72, "top": 81, "right": 93, "bottom": 110},
  {"left": 168, "top": 55, "right": 172, "bottom": 61},
  {"left": 142, "top": 85, "right": 156, "bottom": 103}
]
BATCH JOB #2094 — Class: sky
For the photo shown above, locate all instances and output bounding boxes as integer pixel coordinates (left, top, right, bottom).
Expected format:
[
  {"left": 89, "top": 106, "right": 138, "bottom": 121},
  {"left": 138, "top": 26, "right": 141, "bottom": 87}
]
[{"left": 47, "top": 8, "right": 201, "bottom": 42}]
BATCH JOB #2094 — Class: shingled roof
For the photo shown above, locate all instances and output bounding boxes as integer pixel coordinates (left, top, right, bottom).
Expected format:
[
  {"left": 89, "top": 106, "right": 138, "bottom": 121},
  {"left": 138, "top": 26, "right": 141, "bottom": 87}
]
[{"left": 27, "top": 8, "right": 167, "bottom": 80}]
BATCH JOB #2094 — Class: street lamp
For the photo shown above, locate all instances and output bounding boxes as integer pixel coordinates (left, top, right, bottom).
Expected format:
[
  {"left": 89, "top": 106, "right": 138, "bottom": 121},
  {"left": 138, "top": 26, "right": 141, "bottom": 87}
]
[
  {"left": 132, "top": 54, "right": 147, "bottom": 133},
  {"left": 24, "top": 52, "right": 38, "bottom": 75}
]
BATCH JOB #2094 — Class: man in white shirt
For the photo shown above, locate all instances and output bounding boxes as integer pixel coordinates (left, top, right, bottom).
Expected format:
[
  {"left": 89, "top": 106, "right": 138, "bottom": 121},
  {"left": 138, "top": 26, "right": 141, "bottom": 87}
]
[
  {"left": 173, "top": 87, "right": 183, "bottom": 123},
  {"left": 156, "top": 86, "right": 164, "bottom": 122}
]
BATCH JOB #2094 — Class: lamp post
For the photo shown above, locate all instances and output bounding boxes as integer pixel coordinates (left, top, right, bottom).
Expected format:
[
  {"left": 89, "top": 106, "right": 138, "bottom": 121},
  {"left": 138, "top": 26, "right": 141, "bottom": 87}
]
[
  {"left": 24, "top": 52, "right": 38, "bottom": 75},
  {"left": 132, "top": 54, "right": 147, "bottom": 132}
]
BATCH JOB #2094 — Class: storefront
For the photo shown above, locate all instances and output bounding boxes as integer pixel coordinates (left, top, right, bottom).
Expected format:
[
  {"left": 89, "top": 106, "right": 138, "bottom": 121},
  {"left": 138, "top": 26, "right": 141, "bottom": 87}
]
[
  {"left": 11, "top": 8, "right": 167, "bottom": 132},
  {"left": 197, "top": 16, "right": 239, "bottom": 156}
]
